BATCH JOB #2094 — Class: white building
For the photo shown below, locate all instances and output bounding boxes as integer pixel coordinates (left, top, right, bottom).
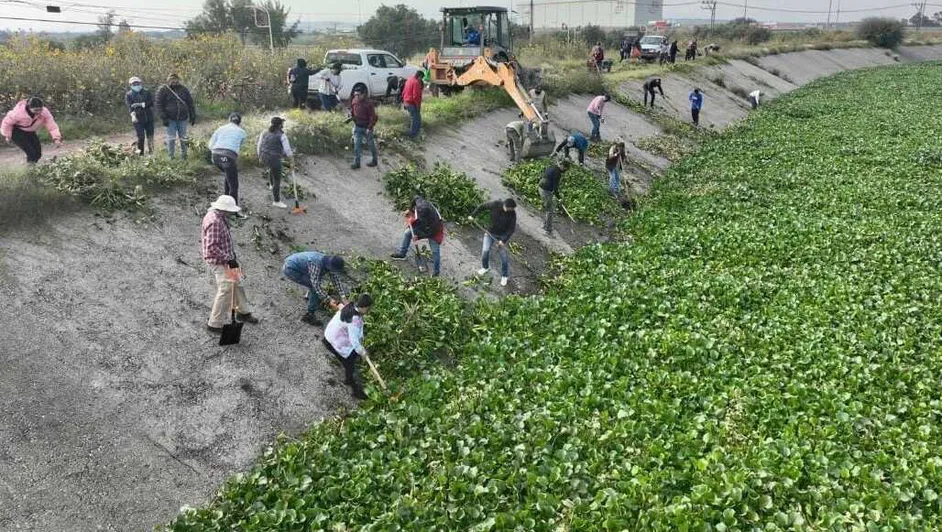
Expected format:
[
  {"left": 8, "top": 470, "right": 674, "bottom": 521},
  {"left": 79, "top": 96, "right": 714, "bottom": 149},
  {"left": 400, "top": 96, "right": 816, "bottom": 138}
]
[{"left": 518, "top": 0, "right": 664, "bottom": 30}]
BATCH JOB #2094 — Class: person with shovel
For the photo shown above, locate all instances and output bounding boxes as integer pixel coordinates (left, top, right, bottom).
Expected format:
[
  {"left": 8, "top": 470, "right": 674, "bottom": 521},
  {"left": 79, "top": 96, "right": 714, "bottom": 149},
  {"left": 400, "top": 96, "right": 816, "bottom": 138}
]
[
  {"left": 201, "top": 195, "right": 259, "bottom": 334},
  {"left": 606, "top": 141, "right": 628, "bottom": 196},
  {"left": 282, "top": 251, "right": 349, "bottom": 326},
  {"left": 323, "top": 293, "right": 374, "bottom": 400},
  {"left": 209, "top": 112, "right": 247, "bottom": 210},
  {"left": 749, "top": 89, "right": 762, "bottom": 110},
  {"left": 586, "top": 93, "right": 609, "bottom": 142},
  {"left": 554, "top": 132, "right": 588, "bottom": 165},
  {"left": 539, "top": 158, "right": 569, "bottom": 235},
  {"left": 468, "top": 198, "right": 517, "bottom": 287},
  {"left": 391, "top": 195, "right": 444, "bottom": 276},
  {"left": 257, "top": 116, "right": 293, "bottom": 209},
  {"left": 643, "top": 77, "right": 665, "bottom": 108}
]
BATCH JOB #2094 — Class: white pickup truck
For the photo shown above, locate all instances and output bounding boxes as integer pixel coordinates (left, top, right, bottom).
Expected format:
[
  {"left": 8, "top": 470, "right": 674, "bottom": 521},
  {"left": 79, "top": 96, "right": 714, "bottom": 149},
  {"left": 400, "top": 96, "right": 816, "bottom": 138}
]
[{"left": 308, "top": 49, "right": 420, "bottom": 102}]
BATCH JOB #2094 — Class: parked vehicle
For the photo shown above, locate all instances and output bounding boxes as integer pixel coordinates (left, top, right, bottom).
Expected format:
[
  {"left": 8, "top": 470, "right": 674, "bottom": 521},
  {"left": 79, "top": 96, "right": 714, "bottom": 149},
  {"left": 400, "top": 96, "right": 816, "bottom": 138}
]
[
  {"left": 638, "top": 35, "right": 667, "bottom": 60},
  {"left": 307, "top": 49, "right": 420, "bottom": 102}
]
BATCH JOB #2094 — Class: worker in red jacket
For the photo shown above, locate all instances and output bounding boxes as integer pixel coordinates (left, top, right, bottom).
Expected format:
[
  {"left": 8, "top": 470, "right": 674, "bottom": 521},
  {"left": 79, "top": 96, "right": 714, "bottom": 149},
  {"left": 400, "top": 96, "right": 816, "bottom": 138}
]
[{"left": 402, "top": 71, "right": 424, "bottom": 139}]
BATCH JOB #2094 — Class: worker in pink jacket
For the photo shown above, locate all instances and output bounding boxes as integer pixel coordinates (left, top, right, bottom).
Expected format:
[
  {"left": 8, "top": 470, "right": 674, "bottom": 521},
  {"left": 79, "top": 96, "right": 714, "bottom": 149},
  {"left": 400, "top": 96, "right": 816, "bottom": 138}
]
[
  {"left": 1, "top": 97, "right": 62, "bottom": 163},
  {"left": 586, "top": 93, "right": 610, "bottom": 142}
]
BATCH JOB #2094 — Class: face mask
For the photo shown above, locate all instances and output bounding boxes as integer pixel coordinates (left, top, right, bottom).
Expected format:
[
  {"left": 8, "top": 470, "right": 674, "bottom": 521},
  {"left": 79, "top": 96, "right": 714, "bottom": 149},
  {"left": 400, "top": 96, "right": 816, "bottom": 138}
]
[{"left": 131, "top": 85, "right": 142, "bottom": 93}]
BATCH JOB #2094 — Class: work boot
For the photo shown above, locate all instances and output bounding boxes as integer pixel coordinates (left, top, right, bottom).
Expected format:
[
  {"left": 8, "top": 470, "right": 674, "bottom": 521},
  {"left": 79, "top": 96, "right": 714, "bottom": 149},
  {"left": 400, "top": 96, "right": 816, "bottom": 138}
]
[
  {"left": 351, "top": 162, "right": 361, "bottom": 170},
  {"left": 351, "top": 387, "right": 368, "bottom": 400},
  {"left": 390, "top": 252, "right": 407, "bottom": 260},
  {"left": 301, "top": 312, "right": 322, "bottom": 326},
  {"left": 206, "top": 325, "right": 223, "bottom": 334},
  {"left": 366, "top": 160, "right": 378, "bottom": 168},
  {"left": 236, "top": 312, "right": 259, "bottom": 324}
]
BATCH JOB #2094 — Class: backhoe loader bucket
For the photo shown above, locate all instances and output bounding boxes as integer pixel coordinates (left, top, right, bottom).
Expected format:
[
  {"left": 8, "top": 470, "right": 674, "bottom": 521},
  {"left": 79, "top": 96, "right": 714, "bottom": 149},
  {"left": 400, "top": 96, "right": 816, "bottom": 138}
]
[{"left": 520, "top": 128, "right": 556, "bottom": 159}]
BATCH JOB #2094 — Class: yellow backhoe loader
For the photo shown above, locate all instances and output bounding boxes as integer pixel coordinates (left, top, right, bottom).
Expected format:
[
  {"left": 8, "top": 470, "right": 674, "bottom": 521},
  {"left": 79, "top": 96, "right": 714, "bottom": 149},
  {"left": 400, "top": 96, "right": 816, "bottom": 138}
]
[{"left": 426, "top": 6, "right": 556, "bottom": 161}]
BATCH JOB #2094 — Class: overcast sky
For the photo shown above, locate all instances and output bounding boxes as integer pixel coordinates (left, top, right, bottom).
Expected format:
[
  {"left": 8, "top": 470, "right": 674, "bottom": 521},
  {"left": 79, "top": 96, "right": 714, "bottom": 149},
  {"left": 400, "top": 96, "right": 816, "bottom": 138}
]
[{"left": 0, "top": 1, "right": 924, "bottom": 33}]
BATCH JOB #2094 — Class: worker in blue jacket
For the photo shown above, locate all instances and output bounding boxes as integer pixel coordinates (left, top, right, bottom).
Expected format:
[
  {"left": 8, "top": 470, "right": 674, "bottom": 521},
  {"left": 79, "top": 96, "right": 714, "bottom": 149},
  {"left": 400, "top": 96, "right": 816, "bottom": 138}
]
[
  {"left": 281, "top": 251, "right": 349, "bottom": 326},
  {"left": 555, "top": 132, "right": 588, "bottom": 165},
  {"left": 689, "top": 87, "right": 704, "bottom": 127}
]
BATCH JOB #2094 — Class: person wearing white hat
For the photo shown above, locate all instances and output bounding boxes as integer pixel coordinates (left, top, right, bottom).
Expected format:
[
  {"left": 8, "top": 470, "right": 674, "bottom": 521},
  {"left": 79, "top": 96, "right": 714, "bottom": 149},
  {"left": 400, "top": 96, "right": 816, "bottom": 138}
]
[
  {"left": 201, "top": 195, "right": 259, "bottom": 333},
  {"left": 125, "top": 76, "right": 155, "bottom": 155}
]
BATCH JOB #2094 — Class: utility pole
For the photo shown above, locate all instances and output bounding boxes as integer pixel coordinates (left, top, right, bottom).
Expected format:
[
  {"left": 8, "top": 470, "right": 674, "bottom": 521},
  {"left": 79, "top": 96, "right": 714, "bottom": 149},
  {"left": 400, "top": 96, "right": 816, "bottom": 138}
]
[
  {"left": 529, "top": 0, "right": 534, "bottom": 39},
  {"left": 912, "top": 1, "right": 927, "bottom": 32},
  {"left": 743, "top": 0, "right": 747, "bottom": 20},
  {"left": 826, "top": 0, "right": 833, "bottom": 29},
  {"left": 835, "top": 0, "right": 841, "bottom": 26},
  {"left": 701, "top": 0, "right": 717, "bottom": 34}
]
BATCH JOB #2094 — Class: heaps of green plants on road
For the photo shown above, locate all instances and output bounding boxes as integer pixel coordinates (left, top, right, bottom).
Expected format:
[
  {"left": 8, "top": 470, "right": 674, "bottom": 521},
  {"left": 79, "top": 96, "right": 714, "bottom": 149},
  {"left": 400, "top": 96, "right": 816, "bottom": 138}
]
[
  {"left": 503, "top": 159, "right": 621, "bottom": 226},
  {"left": 383, "top": 162, "right": 486, "bottom": 224},
  {"left": 171, "top": 63, "right": 942, "bottom": 530},
  {"left": 28, "top": 139, "right": 203, "bottom": 210},
  {"left": 633, "top": 133, "right": 696, "bottom": 162}
]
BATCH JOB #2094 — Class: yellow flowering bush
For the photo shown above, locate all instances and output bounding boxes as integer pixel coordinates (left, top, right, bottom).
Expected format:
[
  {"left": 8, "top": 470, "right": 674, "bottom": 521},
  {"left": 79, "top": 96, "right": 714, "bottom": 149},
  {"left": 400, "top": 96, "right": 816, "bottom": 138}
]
[{"left": 0, "top": 33, "right": 336, "bottom": 117}]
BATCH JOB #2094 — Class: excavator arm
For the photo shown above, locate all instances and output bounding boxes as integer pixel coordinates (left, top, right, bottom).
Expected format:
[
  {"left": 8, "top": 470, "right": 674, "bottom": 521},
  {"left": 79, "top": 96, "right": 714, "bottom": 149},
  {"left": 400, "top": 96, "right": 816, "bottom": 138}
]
[
  {"left": 454, "top": 55, "right": 548, "bottom": 126},
  {"left": 427, "top": 49, "right": 555, "bottom": 160}
]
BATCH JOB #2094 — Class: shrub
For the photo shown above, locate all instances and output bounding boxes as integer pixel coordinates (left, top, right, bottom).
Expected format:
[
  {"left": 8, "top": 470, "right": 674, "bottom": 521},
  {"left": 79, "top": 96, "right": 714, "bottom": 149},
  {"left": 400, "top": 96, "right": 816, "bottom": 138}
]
[
  {"left": 856, "top": 17, "right": 906, "bottom": 48},
  {"left": 382, "top": 163, "right": 486, "bottom": 224}
]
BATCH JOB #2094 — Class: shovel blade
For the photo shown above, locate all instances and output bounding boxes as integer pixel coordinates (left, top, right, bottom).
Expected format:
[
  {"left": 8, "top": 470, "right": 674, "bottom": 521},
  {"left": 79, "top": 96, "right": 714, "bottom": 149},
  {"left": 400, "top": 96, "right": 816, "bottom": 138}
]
[{"left": 219, "top": 322, "right": 244, "bottom": 346}]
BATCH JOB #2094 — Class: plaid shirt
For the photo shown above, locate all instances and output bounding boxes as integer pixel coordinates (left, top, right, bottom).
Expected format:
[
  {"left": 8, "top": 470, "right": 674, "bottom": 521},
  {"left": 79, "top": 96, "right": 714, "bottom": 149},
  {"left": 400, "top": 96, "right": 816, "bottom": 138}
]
[
  {"left": 201, "top": 209, "right": 233, "bottom": 265},
  {"left": 308, "top": 260, "right": 348, "bottom": 302}
]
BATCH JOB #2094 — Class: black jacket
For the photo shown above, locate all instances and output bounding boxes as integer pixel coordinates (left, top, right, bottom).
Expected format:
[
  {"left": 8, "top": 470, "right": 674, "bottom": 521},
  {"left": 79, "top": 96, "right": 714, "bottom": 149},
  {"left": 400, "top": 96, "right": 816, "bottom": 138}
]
[
  {"left": 473, "top": 200, "right": 516, "bottom": 241},
  {"left": 643, "top": 77, "right": 664, "bottom": 95},
  {"left": 155, "top": 83, "right": 196, "bottom": 123},
  {"left": 289, "top": 59, "right": 318, "bottom": 91},
  {"left": 411, "top": 196, "right": 443, "bottom": 240},
  {"left": 539, "top": 164, "right": 563, "bottom": 195},
  {"left": 125, "top": 88, "right": 155, "bottom": 124}
]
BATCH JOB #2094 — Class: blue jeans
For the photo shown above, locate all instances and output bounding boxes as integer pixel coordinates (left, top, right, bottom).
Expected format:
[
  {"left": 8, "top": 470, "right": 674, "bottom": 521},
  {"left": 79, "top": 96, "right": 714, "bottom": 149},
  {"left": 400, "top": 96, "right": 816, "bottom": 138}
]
[
  {"left": 353, "top": 126, "right": 377, "bottom": 165},
  {"left": 482, "top": 233, "right": 510, "bottom": 277},
  {"left": 166, "top": 120, "right": 188, "bottom": 159},
  {"left": 608, "top": 167, "right": 620, "bottom": 194},
  {"left": 398, "top": 228, "right": 440, "bottom": 275},
  {"left": 319, "top": 93, "right": 339, "bottom": 111},
  {"left": 405, "top": 104, "right": 421, "bottom": 138},
  {"left": 588, "top": 112, "right": 601, "bottom": 139},
  {"left": 282, "top": 265, "right": 321, "bottom": 313}
]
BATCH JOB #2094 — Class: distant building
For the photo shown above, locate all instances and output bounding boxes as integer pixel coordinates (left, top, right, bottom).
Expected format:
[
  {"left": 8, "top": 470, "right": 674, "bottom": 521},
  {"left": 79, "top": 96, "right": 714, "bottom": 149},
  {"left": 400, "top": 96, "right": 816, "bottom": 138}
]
[{"left": 518, "top": 0, "right": 664, "bottom": 30}]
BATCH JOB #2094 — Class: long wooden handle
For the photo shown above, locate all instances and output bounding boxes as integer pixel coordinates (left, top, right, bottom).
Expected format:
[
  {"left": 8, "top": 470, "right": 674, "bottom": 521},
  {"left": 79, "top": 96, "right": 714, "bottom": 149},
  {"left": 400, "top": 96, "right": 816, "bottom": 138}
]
[{"left": 361, "top": 353, "right": 387, "bottom": 391}]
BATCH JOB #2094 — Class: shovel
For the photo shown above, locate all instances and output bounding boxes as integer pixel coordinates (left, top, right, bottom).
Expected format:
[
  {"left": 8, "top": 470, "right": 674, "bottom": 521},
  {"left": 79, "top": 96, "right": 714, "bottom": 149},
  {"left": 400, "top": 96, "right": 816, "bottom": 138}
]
[
  {"left": 290, "top": 161, "right": 307, "bottom": 215},
  {"left": 219, "top": 281, "right": 243, "bottom": 346},
  {"left": 362, "top": 352, "right": 387, "bottom": 391}
]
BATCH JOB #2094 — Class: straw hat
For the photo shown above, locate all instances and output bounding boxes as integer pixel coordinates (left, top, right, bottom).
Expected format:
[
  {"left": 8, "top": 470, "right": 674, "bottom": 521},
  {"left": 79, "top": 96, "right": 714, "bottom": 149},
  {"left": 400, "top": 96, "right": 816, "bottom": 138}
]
[{"left": 210, "top": 195, "right": 240, "bottom": 213}]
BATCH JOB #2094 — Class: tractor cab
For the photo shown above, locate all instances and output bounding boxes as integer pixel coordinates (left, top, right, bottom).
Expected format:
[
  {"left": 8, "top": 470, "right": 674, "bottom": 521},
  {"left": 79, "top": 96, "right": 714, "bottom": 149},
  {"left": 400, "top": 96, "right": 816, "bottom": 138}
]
[{"left": 439, "top": 6, "right": 513, "bottom": 68}]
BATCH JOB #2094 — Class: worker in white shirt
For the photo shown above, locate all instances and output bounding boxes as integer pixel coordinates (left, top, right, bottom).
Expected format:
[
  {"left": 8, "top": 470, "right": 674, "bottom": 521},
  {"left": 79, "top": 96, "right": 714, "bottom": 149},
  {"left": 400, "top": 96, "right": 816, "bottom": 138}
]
[
  {"left": 316, "top": 62, "right": 343, "bottom": 111},
  {"left": 749, "top": 90, "right": 762, "bottom": 110}
]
